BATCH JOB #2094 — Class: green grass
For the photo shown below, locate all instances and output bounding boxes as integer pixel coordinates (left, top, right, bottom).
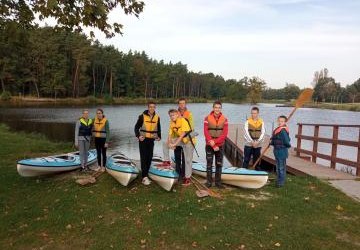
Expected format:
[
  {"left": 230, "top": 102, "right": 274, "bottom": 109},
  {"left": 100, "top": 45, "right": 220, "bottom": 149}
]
[
  {"left": 304, "top": 102, "right": 360, "bottom": 112},
  {"left": 0, "top": 124, "right": 359, "bottom": 250}
]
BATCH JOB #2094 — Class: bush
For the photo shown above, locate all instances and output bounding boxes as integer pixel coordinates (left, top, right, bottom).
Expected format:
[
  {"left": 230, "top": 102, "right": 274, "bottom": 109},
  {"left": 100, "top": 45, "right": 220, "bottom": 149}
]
[{"left": 0, "top": 91, "right": 11, "bottom": 101}]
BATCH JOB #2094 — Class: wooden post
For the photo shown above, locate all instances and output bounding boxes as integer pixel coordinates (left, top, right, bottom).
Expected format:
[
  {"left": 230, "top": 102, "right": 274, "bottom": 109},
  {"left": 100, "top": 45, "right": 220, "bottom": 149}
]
[
  {"left": 312, "top": 125, "right": 319, "bottom": 163},
  {"left": 357, "top": 128, "right": 360, "bottom": 176},
  {"left": 330, "top": 125, "right": 339, "bottom": 169},
  {"left": 235, "top": 127, "right": 238, "bottom": 146},
  {"left": 296, "top": 124, "right": 303, "bottom": 157}
]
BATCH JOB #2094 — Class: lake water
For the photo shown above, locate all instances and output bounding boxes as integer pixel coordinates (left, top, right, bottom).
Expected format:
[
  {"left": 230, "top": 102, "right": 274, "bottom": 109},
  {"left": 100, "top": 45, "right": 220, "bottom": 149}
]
[{"left": 0, "top": 103, "right": 359, "bottom": 172}]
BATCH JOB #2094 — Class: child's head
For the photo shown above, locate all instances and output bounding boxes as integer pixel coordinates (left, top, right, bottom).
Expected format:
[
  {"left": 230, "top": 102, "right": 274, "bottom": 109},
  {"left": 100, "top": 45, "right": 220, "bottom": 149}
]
[
  {"left": 148, "top": 101, "right": 156, "bottom": 114},
  {"left": 178, "top": 98, "right": 187, "bottom": 109},
  {"left": 251, "top": 106, "right": 259, "bottom": 119},
  {"left": 168, "top": 109, "right": 179, "bottom": 121},
  {"left": 277, "top": 115, "right": 287, "bottom": 126},
  {"left": 212, "top": 101, "right": 222, "bottom": 115}
]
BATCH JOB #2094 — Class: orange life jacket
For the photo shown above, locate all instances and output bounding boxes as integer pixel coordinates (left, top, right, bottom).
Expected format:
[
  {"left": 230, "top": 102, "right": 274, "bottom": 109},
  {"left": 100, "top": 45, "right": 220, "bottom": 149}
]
[{"left": 206, "top": 113, "right": 226, "bottom": 138}]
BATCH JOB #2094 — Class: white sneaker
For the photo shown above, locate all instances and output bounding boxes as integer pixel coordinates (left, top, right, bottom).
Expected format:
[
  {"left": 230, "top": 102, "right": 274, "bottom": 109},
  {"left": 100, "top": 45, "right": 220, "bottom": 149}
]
[
  {"left": 94, "top": 166, "right": 101, "bottom": 172},
  {"left": 142, "top": 177, "right": 151, "bottom": 185}
]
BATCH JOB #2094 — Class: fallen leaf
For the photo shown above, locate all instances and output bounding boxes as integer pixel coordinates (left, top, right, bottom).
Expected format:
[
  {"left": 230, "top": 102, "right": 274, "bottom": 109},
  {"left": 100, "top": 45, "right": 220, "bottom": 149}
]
[
  {"left": 148, "top": 208, "right": 152, "bottom": 213},
  {"left": 98, "top": 215, "right": 104, "bottom": 219},
  {"left": 148, "top": 230, "right": 151, "bottom": 235},
  {"left": 140, "top": 239, "right": 146, "bottom": 244},
  {"left": 192, "top": 241, "right": 197, "bottom": 247},
  {"left": 275, "top": 242, "right": 281, "bottom": 247},
  {"left": 304, "top": 197, "right": 310, "bottom": 201},
  {"left": 81, "top": 220, "right": 86, "bottom": 225},
  {"left": 274, "top": 216, "right": 279, "bottom": 220},
  {"left": 336, "top": 205, "right": 344, "bottom": 211},
  {"left": 162, "top": 231, "right": 167, "bottom": 235},
  {"left": 203, "top": 226, "right": 207, "bottom": 230},
  {"left": 239, "top": 244, "right": 246, "bottom": 249},
  {"left": 66, "top": 224, "right": 72, "bottom": 230}
]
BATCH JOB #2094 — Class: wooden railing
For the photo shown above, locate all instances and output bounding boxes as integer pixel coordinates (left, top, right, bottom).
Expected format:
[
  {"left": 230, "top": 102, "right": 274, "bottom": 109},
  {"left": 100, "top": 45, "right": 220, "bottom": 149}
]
[{"left": 294, "top": 123, "right": 360, "bottom": 176}]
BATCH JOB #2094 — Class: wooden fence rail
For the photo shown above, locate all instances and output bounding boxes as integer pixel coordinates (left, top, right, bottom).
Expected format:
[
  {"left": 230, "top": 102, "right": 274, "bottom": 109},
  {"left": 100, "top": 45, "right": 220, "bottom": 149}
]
[{"left": 294, "top": 123, "right": 360, "bottom": 176}]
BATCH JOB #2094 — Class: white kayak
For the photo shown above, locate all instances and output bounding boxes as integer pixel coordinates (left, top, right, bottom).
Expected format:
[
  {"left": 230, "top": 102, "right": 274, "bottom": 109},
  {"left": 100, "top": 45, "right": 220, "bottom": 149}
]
[
  {"left": 192, "top": 161, "right": 268, "bottom": 189},
  {"left": 106, "top": 152, "right": 139, "bottom": 186},
  {"left": 17, "top": 150, "right": 97, "bottom": 177},
  {"left": 148, "top": 156, "right": 179, "bottom": 191}
]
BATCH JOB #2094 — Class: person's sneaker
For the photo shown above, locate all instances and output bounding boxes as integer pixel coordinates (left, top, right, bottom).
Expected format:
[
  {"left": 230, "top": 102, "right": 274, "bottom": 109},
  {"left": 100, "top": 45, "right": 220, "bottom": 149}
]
[
  {"left": 215, "top": 183, "right": 225, "bottom": 189},
  {"left": 142, "top": 177, "right": 151, "bottom": 185},
  {"left": 182, "top": 178, "right": 191, "bottom": 186},
  {"left": 94, "top": 166, "right": 101, "bottom": 172}
]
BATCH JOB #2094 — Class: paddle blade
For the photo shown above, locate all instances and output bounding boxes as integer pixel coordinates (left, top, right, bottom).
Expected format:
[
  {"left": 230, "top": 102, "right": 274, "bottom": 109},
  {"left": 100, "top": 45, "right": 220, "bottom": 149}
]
[{"left": 295, "top": 88, "right": 314, "bottom": 108}]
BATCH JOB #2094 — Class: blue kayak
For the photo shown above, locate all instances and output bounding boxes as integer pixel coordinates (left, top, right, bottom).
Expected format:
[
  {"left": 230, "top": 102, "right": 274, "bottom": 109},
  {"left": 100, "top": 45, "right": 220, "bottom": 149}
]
[
  {"left": 17, "top": 150, "right": 97, "bottom": 177},
  {"left": 106, "top": 153, "right": 139, "bottom": 186},
  {"left": 192, "top": 161, "right": 269, "bottom": 189},
  {"left": 149, "top": 155, "right": 179, "bottom": 191}
]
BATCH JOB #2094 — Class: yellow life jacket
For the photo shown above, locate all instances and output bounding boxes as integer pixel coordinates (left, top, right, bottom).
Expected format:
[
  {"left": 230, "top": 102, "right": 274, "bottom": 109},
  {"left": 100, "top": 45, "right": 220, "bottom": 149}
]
[
  {"left": 93, "top": 117, "right": 107, "bottom": 138},
  {"left": 207, "top": 113, "right": 226, "bottom": 138},
  {"left": 140, "top": 113, "right": 159, "bottom": 139},
  {"left": 169, "top": 117, "right": 195, "bottom": 144},
  {"left": 247, "top": 118, "right": 263, "bottom": 140}
]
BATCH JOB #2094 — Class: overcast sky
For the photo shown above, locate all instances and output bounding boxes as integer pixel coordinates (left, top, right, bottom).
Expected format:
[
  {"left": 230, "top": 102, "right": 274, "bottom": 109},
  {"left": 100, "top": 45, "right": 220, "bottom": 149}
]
[{"left": 92, "top": 0, "right": 360, "bottom": 88}]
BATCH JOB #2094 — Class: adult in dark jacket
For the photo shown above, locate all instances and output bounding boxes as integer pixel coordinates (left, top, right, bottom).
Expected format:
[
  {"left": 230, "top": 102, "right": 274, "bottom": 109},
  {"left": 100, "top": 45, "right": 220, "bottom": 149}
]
[{"left": 134, "top": 101, "right": 161, "bottom": 185}]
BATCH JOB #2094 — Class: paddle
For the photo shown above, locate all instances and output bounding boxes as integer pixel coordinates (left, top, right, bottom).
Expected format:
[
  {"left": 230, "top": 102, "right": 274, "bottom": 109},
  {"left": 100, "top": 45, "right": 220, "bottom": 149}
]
[
  {"left": 191, "top": 176, "right": 222, "bottom": 199},
  {"left": 190, "top": 178, "right": 209, "bottom": 198},
  {"left": 251, "top": 88, "right": 314, "bottom": 170}
]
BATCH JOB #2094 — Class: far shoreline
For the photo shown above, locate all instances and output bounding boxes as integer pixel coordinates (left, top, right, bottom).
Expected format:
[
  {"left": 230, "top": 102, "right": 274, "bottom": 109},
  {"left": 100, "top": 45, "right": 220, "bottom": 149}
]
[{"left": 0, "top": 96, "right": 359, "bottom": 112}]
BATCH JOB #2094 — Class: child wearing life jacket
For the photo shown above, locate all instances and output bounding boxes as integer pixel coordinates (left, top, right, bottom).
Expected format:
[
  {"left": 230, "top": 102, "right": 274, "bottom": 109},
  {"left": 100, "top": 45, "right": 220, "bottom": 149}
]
[{"left": 270, "top": 115, "right": 291, "bottom": 187}]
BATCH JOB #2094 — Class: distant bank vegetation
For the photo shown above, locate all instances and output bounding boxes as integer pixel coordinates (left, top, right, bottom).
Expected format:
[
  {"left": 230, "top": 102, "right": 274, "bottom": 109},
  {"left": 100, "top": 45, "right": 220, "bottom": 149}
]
[{"left": 0, "top": 23, "right": 359, "bottom": 107}]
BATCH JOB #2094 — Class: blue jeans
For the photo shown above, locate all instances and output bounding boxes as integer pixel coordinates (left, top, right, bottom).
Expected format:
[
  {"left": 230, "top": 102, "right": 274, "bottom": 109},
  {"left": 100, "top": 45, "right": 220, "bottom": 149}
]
[{"left": 276, "top": 158, "right": 287, "bottom": 186}]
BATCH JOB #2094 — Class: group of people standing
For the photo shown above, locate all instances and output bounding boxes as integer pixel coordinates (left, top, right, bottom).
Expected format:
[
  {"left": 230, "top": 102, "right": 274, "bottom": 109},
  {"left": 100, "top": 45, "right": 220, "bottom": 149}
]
[
  {"left": 74, "top": 99, "right": 291, "bottom": 188},
  {"left": 134, "top": 99, "right": 229, "bottom": 188}
]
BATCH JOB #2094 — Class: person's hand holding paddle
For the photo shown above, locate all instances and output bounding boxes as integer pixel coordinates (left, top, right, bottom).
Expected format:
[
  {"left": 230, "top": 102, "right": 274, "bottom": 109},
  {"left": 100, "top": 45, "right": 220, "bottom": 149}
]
[{"left": 251, "top": 88, "right": 314, "bottom": 170}]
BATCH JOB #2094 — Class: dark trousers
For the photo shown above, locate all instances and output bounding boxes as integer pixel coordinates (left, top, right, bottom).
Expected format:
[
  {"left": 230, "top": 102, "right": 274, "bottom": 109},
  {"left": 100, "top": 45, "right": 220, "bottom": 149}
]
[
  {"left": 139, "top": 138, "right": 154, "bottom": 178},
  {"left": 95, "top": 137, "right": 107, "bottom": 167},
  {"left": 205, "top": 145, "right": 223, "bottom": 184},
  {"left": 174, "top": 146, "right": 185, "bottom": 181},
  {"left": 243, "top": 146, "right": 261, "bottom": 170}
]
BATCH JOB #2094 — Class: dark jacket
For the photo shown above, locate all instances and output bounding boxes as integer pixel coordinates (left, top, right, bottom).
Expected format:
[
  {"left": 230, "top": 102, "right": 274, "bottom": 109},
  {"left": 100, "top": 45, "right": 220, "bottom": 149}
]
[
  {"left": 134, "top": 110, "right": 161, "bottom": 140},
  {"left": 270, "top": 127, "right": 291, "bottom": 159}
]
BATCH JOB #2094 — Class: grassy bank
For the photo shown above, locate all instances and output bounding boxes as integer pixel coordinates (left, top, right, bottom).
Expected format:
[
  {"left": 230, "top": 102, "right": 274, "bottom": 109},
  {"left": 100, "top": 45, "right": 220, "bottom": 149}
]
[
  {"left": 1, "top": 124, "right": 360, "bottom": 250},
  {"left": 304, "top": 102, "right": 360, "bottom": 112}
]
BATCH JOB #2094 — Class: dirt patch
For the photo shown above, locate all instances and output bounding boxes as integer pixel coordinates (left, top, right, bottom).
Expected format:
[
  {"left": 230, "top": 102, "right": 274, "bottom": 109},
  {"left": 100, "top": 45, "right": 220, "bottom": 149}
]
[
  {"left": 233, "top": 191, "right": 273, "bottom": 201},
  {"left": 336, "top": 233, "right": 360, "bottom": 247}
]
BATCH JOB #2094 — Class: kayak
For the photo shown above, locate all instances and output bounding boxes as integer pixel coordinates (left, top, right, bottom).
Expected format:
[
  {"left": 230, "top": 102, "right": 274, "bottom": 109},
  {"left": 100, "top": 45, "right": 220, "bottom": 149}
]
[
  {"left": 192, "top": 161, "right": 268, "bottom": 189},
  {"left": 17, "top": 150, "right": 97, "bottom": 177},
  {"left": 106, "top": 152, "right": 139, "bottom": 186},
  {"left": 149, "top": 155, "right": 178, "bottom": 191}
]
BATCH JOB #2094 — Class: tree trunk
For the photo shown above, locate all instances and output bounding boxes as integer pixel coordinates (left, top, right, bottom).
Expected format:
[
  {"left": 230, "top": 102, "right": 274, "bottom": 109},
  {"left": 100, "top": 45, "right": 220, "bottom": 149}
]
[
  {"left": 1, "top": 78, "right": 5, "bottom": 92},
  {"left": 92, "top": 66, "right": 96, "bottom": 97},
  {"left": 101, "top": 67, "right": 107, "bottom": 97},
  {"left": 144, "top": 77, "right": 148, "bottom": 99},
  {"left": 34, "top": 82, "right": 40, "bottom": 98},
  {"left": 109, "top": 69, "right": 113, "bottom": 98},
  {"left": 73, "top": 60, "right": 79, "bottom": 98}
]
